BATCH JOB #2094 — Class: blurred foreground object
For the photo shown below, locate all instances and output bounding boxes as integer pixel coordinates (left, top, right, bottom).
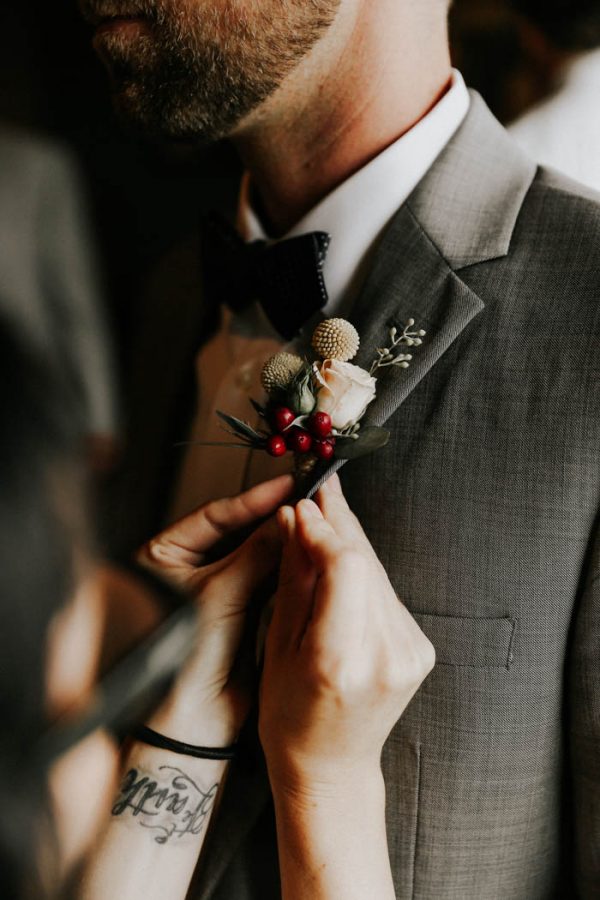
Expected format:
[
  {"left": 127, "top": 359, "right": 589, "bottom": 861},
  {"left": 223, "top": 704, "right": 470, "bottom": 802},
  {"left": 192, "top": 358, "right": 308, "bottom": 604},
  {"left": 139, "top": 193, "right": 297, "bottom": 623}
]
[{"left": 0, "top": 125, "right": 119, "bottom": 469}]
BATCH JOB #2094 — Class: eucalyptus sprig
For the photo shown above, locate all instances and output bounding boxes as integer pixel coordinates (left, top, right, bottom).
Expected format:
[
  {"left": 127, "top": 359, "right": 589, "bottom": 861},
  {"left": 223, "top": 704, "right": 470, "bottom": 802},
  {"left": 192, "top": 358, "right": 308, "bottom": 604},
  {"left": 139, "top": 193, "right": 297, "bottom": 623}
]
[{"left": 369, "top": 319, "right": 426, "bottom": 376}]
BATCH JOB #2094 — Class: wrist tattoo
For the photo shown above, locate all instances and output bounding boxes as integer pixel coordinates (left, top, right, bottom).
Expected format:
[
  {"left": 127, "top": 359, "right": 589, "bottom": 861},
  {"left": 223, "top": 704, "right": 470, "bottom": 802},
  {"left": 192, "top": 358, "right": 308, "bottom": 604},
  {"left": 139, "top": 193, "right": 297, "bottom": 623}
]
[{"left": 112, "top": 766, "right": 219, "bottom": 845}]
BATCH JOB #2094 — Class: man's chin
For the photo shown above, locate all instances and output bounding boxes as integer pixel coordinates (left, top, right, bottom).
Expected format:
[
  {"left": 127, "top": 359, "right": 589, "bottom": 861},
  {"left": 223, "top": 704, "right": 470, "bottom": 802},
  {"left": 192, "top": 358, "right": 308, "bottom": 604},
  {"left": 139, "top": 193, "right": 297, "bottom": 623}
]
[
  {"left": 95, "top": 46, "right": 266, "bottom": 144},
  {"left": 92, "top": 25, "right": 153, "bottom": 72},
  {"left": 94, "top": 16, "right": 153, "bottom": 42},
  {"left": 108, "top": 84, "right": 228, "bottom": 146}
]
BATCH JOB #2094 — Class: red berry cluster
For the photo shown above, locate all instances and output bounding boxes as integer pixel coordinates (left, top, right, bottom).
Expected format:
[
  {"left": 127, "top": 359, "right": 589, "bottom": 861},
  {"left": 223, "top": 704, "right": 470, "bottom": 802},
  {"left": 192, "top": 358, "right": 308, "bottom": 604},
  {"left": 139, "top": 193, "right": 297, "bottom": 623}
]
[{"left": 267, "top": 408, "right": 336, "bottom": 461}]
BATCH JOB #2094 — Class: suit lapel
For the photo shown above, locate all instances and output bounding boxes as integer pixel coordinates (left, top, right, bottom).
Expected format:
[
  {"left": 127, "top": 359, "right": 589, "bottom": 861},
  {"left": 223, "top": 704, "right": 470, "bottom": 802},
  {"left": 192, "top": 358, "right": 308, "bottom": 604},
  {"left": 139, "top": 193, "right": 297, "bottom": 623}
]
[
  {"left": 304, "top": 92, "right": 536, "bottom": 498},
  {"left": 305, "top": 205, "right": 486, "bottom": 497}
]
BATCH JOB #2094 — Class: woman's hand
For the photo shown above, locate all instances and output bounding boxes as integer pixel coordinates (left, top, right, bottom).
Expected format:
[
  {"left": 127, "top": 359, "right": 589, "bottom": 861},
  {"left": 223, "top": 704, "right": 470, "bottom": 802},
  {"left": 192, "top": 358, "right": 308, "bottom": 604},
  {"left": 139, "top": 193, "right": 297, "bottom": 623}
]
[
  {"left": 137, "top": 474, "right": 293, "bottom": 747},
  {"left": 259, "top": 474, "right": 435, "bottom": 793},
  {"left": 79, "top": 477, "right": 293, "bottom": 900}
]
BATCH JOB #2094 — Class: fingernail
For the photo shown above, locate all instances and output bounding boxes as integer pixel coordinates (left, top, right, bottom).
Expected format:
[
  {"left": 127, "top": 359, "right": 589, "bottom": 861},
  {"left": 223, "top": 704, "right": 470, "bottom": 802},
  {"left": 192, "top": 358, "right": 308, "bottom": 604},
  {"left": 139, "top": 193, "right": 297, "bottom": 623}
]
[
  {"left": 328, "top": 473, "right": 343, "bottom": 495},
  {"left": 275, "top": 474, "right": 295, "bottom": 494},
  {"left": 298, "top": 499, "right": 322, "bottom": 520},
  {"left": 277, "top": 506, "right": 293, "bottom": 541}
]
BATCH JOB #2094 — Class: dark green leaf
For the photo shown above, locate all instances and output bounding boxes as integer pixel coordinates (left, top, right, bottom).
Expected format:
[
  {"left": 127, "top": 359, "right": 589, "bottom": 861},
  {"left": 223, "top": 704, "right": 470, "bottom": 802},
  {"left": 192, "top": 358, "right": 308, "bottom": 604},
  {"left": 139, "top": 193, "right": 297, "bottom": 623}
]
[
  {"left": 335, "top": 427, "right": 391, "bottom": 460},
  {"left": 216, "top": 411, "right": 264, "bottom": 443},
  {"left": 249, "top": 398, "right": 268, "bottom": 418},
  {"left": 174, "top": 440, "right": 264, "bottom": 450}
]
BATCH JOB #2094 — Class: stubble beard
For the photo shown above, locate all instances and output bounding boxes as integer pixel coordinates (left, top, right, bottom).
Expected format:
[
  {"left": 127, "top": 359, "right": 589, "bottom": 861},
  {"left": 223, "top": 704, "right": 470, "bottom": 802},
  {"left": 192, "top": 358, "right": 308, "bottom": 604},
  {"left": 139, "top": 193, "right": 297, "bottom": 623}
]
[{"left": 85, "top": 0, "right": 341, "bottom": 142}]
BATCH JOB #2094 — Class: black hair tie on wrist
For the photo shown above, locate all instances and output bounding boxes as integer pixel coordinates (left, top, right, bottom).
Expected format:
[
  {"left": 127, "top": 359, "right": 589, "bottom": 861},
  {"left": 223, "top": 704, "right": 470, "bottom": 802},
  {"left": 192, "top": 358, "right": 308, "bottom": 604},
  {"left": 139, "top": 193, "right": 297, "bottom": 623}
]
[{"left": 131, "top": 725, "right": 238, "bottom": 761}]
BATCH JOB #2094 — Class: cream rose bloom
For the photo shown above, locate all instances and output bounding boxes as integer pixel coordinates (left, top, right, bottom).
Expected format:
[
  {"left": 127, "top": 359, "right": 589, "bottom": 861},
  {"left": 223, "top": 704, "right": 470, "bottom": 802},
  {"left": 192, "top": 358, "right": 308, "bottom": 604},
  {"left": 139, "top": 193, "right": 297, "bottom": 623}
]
[{"left": 314, "top": 359, "right": 377, "bottom": 431}]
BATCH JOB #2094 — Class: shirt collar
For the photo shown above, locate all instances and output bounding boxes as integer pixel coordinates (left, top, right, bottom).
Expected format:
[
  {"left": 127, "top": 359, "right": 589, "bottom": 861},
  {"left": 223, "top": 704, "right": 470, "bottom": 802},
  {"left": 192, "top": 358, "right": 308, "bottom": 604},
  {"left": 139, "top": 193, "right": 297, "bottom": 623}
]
[{"left": 238, "top": 69, "right": 470, "bottom": 315}]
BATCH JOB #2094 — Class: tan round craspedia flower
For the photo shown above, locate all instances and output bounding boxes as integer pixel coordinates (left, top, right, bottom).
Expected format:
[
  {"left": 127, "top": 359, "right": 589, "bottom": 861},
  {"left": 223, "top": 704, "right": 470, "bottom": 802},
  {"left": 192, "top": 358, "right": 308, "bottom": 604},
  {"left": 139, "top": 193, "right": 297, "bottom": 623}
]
[
  {"left": 312, "top": 318, "right": 360, "bottom": 362},
  {"left": 261, "top": 352, "right": 304, "bottom": 394}
]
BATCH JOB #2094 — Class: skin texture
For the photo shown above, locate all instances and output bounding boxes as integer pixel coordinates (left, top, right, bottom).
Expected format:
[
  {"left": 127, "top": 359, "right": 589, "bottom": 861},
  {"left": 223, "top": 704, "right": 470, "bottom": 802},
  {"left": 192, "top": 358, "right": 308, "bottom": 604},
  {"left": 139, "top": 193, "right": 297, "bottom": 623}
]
[
  {"left": 82, "top": 0, "right": 452, "bottom": 231},
  {"left": 77, "top": 476, "right": 434, "bottom": 900},
  {"left": 137, "top": 474, "right": 295, "bottom": 747},
  {"left": 77, "top": 476, "right": 294, "bottom": 899},
  {"left": 47, "top": 476, "right": 292, "bottom": 891},
  {"left": 79, "top": 0, "right": 341, "bottom": 142}
]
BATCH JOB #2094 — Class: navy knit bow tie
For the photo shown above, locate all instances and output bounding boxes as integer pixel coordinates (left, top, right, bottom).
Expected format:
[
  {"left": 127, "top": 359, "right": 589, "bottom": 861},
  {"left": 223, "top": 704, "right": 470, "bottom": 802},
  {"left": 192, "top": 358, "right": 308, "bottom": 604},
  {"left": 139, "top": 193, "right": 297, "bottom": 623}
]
[{"left": 202, "top": 212, "right": 331, "bottom": 341}]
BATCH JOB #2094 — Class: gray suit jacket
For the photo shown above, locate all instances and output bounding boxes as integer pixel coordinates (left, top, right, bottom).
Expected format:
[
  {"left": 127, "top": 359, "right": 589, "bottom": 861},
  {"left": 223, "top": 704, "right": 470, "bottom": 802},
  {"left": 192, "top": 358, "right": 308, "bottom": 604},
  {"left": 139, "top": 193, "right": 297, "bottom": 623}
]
[{"left": 119, "top": 94, "right": 600, "bottom": 898}]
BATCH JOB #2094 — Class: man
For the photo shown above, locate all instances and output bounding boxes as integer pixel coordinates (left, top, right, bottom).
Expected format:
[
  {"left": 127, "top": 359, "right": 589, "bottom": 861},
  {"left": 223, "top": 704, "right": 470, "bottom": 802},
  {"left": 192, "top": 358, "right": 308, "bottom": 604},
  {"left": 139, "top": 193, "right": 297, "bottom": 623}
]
[
  {"left": 81, "top": 0, "right": 600, "bottom": 896},
  {"left": 508, "top": 0, "right": 600, "bottom": 192}
]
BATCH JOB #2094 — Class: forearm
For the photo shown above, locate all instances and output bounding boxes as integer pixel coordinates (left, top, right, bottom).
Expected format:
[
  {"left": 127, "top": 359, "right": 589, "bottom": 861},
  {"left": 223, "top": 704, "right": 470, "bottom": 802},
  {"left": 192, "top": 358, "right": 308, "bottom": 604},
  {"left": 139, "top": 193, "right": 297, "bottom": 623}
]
[
  {"left": 78, "top": 741, "right": 226, "bottom": 900},
  {"left": 271, "top": 766, "right": 395, "bottom": 900}
]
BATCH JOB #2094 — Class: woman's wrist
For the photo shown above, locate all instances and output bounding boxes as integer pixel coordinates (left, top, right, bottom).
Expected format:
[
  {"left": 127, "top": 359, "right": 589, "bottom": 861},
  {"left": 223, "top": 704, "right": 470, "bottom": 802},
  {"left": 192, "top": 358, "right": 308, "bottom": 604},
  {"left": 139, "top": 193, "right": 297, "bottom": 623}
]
[
  {"left": 145, "top": 693, "right": 239, "bottom": 749},
  {"left": 271, "top": 762, "right": 394, "bottom": 900},
  {"left": 110, "top": 741, "right": 229, "bottom": 846},
  {"left": 268, "top": 756, "right": 386, "bottom": 813},
  {"left": 123, "top": 738, "right": 229, "bottom": 774},
  {"left": 131, "top": 725, "right": 238, "bottom": 761}
]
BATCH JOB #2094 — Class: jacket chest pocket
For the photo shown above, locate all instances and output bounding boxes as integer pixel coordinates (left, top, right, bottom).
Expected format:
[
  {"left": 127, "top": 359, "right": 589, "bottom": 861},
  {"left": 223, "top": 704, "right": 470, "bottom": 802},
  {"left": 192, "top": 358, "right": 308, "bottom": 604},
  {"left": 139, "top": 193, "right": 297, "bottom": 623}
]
[{"left": 412, "top": 612, "right": 517, "bottom": 669}]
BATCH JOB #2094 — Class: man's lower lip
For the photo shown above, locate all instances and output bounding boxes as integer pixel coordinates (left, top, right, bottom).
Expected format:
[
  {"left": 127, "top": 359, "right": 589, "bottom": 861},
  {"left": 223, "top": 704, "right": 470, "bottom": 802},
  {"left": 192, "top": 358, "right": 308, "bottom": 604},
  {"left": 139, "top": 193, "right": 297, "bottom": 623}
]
[{"left": 95, "top": 16, "right": 149, "bottom": 36}]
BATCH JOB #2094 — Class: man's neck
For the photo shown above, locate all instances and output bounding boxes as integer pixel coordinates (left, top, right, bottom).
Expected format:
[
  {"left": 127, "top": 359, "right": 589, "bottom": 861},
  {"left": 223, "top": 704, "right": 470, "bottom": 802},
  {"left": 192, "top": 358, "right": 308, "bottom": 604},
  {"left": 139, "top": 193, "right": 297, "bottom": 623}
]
[{"left": 231, "top": 1, "right": 452, "bottom": 236}]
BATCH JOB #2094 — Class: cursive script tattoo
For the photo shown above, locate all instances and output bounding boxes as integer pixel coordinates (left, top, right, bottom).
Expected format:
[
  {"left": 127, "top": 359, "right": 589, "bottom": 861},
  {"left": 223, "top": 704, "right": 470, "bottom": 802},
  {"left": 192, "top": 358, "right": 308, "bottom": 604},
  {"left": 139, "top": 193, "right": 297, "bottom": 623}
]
[{"left": 112, "top": 766, "right": 219, "bottom": 845}]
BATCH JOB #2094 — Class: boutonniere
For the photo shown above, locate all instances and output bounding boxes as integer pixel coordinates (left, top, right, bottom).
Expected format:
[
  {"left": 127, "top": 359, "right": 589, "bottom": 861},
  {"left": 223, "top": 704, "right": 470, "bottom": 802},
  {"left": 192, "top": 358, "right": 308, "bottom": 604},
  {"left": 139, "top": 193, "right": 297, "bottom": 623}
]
[{"left": 211, "top": 317, "right": 425, "bottom": 482}]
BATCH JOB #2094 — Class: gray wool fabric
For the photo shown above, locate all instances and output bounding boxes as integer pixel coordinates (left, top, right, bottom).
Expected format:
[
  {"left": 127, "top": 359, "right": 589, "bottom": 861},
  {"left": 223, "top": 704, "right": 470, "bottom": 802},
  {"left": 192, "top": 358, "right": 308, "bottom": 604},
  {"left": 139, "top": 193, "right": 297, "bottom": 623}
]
[{"left": 189, "top": 95, "right": 600, "bottom": 900}]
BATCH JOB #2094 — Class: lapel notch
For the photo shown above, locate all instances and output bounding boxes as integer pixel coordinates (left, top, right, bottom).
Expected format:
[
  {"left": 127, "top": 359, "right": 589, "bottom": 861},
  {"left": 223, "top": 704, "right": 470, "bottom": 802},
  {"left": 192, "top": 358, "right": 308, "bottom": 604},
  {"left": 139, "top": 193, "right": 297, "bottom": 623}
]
[{"left": 305, "top": 203, "right": 485, "bottom": 498}]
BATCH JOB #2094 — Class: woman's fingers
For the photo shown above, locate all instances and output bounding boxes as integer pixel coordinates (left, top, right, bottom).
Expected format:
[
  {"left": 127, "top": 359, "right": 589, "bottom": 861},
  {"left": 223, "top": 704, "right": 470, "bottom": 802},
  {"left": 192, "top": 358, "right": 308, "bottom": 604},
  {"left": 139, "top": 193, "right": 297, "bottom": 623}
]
[
  {"left": 268, "top": 507, "right": 319, "bottom": 650},
  {"left": 184, "top": 516, "right": 283, "bottom": 681},
  {"left": 294, "top": 498, "right": 344, "bottom": 574},
  {"left": 211, "top": 515, "right": 282, "bottom": 611},
  {"left": 295, "top": 500, "right": 368, "bottom": 646},
  {"left": 315, "top": 476, "right": 392, "bottom": 588},
  {"left": 314, "top": 475, "right": 379, "bottom": 560},
  {"left": 139, "top": 475, "right": 294, "bottom": 571},
  {"left": 137, "top": 479, "right": 292, "bottom": 693}
]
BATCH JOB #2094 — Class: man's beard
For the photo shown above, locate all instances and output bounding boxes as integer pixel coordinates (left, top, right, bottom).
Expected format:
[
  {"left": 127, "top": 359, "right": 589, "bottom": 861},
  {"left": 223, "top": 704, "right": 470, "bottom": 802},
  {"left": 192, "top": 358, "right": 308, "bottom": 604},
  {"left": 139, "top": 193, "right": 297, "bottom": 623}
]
[{"left": 80, "top": 0, "right": 341, "bottom": 142}]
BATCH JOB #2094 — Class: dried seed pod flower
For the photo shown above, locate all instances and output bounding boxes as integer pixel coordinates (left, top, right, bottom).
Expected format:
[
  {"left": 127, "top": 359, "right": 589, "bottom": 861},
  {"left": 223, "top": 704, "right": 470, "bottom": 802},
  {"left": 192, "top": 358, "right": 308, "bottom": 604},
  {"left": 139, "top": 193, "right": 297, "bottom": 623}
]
[
  {"left": 261, "top": 352, "right": 304, "bottom": 394},
  {"left": 312, "top": 318, "right": 360, "bottom": 362},
  {"left": 294, "top": 452, "right": 319, "bottom": 479}
]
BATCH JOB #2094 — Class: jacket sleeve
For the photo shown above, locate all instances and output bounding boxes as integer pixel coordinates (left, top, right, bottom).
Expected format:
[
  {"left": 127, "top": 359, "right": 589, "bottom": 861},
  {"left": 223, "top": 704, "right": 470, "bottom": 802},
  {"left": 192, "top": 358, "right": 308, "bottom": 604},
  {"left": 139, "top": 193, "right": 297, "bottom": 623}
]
[{"left": 569, "top": 513, "right": 600, "bottom": 897}]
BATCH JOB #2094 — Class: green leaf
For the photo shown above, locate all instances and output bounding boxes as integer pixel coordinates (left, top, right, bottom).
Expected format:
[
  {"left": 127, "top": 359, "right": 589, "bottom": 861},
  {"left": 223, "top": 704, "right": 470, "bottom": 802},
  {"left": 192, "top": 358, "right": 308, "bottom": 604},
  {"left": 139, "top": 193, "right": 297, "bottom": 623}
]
[
  {"left": 335, "top": 427, "right": 391, "bottom": 460},
  {"left": 249, "top": 398, "right": 268, "bottom": 418},
  {"left": 216, "top": 411, "right": 264, "bottom": 444},
  {"left": 174, "top": 440, "right": 263, "bottom": 450}
]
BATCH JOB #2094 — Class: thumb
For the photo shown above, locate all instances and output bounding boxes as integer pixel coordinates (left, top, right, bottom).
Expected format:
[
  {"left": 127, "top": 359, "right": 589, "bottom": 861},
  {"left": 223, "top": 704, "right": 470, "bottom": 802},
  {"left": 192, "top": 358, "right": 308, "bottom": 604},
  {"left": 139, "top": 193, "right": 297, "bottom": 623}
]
[
  {"left": 197, "top": 514, "right": 282, "bottom": 618},
  {"left": 294, "top": 499, "right": 344, "bottom": 574},
  {"left": 139, "top": 475, "right": 294, "bottom": 572},
  {"left": 186, "top": 517, "right": 283, "bottom": 687}
]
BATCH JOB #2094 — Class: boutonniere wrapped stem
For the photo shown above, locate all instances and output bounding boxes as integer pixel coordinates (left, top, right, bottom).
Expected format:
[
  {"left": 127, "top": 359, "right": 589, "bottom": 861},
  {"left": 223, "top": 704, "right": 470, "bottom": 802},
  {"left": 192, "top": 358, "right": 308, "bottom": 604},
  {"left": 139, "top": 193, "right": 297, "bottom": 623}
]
[{"left": 211, "top": 316, "right": 425, "bottom": 483}]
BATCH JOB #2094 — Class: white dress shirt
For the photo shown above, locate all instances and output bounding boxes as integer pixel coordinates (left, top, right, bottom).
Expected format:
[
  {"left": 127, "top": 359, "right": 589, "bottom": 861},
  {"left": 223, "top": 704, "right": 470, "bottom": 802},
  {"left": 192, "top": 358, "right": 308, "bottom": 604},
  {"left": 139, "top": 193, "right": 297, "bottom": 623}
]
[
  {"left": 509, "top": 48, "right": 600, "bottom": 194},
  {"left": 169, "top": 71, "right": 470, "bottom": 520}
]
